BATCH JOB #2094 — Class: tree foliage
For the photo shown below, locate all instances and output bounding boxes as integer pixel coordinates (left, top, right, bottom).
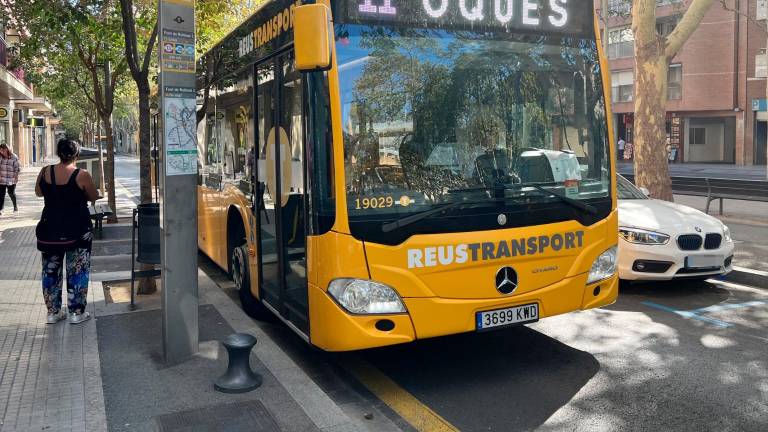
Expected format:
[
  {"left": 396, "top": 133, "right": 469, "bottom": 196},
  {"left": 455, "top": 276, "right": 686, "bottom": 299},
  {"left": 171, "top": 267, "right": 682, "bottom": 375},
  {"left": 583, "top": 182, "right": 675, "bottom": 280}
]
[{"left": 6, "top": 0, "right": 128, "bottom": 220}]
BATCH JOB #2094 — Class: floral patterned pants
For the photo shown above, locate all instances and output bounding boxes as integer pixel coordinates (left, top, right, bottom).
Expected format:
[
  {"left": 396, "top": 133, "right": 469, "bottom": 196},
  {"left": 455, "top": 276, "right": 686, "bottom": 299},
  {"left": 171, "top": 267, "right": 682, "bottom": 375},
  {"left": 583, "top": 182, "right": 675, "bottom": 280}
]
[{"left": 41, "top": 248, "right": 91, "bottom": 314}]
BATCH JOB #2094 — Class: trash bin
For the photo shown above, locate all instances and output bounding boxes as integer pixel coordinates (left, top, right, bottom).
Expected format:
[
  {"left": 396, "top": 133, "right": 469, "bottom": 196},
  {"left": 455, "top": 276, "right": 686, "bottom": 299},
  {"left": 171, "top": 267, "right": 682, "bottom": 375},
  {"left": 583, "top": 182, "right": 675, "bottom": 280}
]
[{"left": 137, "top": 203, "right": 160, "bottom": 265}]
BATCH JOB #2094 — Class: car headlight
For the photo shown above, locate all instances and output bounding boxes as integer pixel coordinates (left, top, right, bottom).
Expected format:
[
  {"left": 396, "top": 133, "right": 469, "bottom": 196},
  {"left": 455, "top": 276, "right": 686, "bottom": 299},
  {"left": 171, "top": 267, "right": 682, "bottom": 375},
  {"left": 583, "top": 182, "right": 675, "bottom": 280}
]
[
  {"left": 723, "top": 225, "right": 732, "bottom": 242},
  {"left": 587, "top": 246, "right": 617, "bottom": 284},
  {"left": 328, "top": 279, "right": 407, "bottom": 315},
  {"left": 619, "top": 227, "right": 670, "bottom": 245}
]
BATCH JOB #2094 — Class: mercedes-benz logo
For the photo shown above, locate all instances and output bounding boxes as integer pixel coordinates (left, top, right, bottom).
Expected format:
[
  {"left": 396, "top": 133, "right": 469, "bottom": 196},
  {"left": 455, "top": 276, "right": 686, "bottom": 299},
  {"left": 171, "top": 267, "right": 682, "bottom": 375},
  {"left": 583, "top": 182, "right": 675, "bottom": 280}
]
[{"left": 495, "top": 267, "right": 518, "bottom": 295}]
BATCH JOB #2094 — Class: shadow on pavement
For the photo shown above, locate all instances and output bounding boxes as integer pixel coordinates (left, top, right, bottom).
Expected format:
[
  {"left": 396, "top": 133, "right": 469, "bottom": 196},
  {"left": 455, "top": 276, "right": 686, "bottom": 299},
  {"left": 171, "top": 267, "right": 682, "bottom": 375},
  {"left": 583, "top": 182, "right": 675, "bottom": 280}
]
[
  {"left": 610, "top": 279, "right": 732, "bottom": 311},
  {"left": 358, "top": 327, "right": 599, "bottom": 432}
]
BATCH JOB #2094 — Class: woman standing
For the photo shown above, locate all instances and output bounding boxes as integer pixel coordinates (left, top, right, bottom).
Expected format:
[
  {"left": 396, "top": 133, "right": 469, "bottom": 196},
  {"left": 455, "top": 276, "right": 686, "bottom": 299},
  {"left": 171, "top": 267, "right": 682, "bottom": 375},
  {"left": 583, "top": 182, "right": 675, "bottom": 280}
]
[
  {"left": 0, "top": 143, "right": 20, "bottom": 215},
  {"left": 35, "top": 139, "right": 99, "bottom": 324}
]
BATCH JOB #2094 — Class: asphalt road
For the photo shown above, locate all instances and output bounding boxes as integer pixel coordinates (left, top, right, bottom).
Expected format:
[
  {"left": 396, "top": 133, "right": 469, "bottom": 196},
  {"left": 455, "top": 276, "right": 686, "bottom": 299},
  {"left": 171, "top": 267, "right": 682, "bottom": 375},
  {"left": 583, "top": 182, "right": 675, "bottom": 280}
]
[
  {"left": 116, "top": 157, "right": 768, "bottom": 430},
  {"left": 729, "top": 222, "right": 768, "bottom": 272},
  {"left": 114, "top": 154, "right": 141, "bottom": 199},
  {"left": 368, "top": 278, "right": 768, "bottom": 431},
  {"left": 201, "top": 250, "right": 768, "bottom": 431}
]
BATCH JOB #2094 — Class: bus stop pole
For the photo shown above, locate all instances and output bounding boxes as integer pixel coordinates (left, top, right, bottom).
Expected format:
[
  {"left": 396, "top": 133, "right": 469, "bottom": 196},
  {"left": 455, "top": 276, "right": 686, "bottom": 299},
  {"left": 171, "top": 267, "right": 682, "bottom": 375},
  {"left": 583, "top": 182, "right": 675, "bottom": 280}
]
[{"left": 158, "top": 0, "right": 199, "bottom": 365}]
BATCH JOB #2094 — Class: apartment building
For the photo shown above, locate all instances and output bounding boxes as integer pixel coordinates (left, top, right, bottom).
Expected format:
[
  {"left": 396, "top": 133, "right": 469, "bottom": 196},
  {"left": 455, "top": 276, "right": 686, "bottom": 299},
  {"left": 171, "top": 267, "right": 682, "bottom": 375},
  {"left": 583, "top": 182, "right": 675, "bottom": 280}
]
[
  {"left": 599, "top": 0, "right": 768, "bottom": 165},
  {"left": 0, "top": 21, "right": 57, "bottom": 166}
]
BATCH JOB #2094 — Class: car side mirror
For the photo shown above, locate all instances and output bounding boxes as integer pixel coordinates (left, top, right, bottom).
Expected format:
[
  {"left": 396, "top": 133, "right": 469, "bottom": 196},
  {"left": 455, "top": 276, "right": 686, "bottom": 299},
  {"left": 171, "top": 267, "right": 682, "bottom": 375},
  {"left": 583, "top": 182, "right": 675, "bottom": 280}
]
[
  {"left": 294, "top": 4, "right": 333, "bottom": 72},
  {"left": 639, "top": 187, "right": 650, "bottom": 197}
]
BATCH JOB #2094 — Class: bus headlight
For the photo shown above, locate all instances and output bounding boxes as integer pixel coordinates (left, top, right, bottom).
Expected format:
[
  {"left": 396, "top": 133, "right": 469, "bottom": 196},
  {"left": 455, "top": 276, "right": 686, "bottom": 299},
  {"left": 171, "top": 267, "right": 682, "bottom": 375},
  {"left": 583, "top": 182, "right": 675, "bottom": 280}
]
[
  {"left": 587, "top": 246, "right": 617, "bottom": 284},
  {"left": 328, "top": 279, "right": 407, "bottom": 315}
]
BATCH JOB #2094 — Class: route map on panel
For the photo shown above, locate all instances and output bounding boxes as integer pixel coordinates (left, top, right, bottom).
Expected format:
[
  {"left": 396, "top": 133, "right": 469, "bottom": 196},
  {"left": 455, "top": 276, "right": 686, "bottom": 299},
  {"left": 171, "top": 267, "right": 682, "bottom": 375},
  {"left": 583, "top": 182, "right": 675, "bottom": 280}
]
[
  {"left": 163, "top": 86, "right": 198, "bottom": 175},
  {"left": 165, "top": 97, "right": 196, "bottom": 149}
]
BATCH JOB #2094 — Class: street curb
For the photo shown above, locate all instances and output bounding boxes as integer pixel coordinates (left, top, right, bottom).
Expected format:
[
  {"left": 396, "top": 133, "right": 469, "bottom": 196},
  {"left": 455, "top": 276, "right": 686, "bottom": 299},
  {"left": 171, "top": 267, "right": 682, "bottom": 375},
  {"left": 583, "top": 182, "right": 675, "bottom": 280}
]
[
  {"left": 725, "top": 267, "right": 768, "bottom": 288},
  {"left": 199, "top": 272, "right": 366, "bottom": 432}
]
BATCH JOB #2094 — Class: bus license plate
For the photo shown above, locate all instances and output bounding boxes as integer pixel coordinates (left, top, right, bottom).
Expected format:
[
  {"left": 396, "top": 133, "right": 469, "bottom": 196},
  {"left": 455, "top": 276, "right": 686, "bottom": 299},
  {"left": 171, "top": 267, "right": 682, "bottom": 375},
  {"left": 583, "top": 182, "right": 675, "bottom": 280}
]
[{"left": 476, "top": 304, "right": 539, "bottom": 331}]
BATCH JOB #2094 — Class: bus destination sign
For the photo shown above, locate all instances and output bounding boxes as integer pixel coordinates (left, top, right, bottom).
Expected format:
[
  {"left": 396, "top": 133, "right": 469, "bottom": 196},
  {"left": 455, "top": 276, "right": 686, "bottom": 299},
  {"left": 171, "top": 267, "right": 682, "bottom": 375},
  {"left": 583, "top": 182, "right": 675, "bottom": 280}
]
[{"left": 342, "top": 0, "right": 590, "bottom": 34}]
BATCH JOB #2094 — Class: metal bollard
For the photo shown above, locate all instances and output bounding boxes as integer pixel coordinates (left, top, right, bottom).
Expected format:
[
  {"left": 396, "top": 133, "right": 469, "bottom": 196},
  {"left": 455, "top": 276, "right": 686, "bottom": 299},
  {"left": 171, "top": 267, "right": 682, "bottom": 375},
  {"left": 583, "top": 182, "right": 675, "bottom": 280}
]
[{"left": 214, "top": 333, "right": 262, "bottom": 394}]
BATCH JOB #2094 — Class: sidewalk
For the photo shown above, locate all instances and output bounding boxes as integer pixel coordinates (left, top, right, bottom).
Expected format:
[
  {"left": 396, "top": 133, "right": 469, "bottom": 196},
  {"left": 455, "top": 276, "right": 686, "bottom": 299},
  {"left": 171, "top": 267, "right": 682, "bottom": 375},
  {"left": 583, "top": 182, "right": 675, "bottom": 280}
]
[
  {"left": 0, "top": 167, "right": 376, "bottom": 432},
  {"left": 0, "top": 167, "right": 107, "bottom": 432},
  {"left": 617, "top": 161, "right": 768, "bottom": 181}
]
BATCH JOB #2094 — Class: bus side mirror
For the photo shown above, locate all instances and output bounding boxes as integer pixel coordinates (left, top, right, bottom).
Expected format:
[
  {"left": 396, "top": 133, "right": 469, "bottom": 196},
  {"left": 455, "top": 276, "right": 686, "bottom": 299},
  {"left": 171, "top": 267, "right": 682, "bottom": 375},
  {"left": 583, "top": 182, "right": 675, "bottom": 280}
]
[{"left": 294, "top": 4, "right": 333, "bottom": 72}]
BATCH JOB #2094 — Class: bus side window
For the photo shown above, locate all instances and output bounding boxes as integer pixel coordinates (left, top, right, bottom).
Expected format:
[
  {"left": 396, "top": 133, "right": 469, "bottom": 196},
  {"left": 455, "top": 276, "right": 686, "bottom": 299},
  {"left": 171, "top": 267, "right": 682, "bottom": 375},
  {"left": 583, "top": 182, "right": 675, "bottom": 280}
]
[
  {"left": 200, "top": 85, "right": 222, "bottom": 189},
  {"left": 217, "top": 72, "right": 255, "bottom": 195},
  {"left": 307, "top": 71, "right": 335, "bottom": 235}
]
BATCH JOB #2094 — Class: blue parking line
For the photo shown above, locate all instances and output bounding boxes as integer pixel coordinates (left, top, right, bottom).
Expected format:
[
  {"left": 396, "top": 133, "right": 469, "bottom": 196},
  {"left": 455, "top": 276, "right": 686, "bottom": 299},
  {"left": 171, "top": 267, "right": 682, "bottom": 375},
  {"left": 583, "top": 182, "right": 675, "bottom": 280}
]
[
  {"left": 642, "top": 301, "right": 733, "bottom": 328},
  {"left": 691, "top": 301, "right": 767, "bottom": 314}
]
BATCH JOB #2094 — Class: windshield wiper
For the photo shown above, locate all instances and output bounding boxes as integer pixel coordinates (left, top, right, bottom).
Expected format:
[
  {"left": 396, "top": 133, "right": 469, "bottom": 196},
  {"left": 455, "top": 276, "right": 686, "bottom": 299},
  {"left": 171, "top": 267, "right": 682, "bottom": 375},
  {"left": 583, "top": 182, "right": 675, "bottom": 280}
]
[
  {"left": 527, "top": 184, "right": 598, "bottom": 215},
  {"left": 381, "top": 199, "right": 497, "bottom": 233},
  {"left": 451, "top": 183, "right": 597, "bottom": 215}
]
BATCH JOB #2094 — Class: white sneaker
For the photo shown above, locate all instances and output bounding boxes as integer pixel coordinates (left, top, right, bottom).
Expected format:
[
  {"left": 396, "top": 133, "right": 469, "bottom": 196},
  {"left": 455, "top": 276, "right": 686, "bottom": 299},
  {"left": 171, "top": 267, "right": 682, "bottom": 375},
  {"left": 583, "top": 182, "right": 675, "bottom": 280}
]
[
  {"left": 46, "top": 310, "right": 66, "bottom": 324},
  {"left": 68, "top": 311, "right": 92, "bottom": 325}
]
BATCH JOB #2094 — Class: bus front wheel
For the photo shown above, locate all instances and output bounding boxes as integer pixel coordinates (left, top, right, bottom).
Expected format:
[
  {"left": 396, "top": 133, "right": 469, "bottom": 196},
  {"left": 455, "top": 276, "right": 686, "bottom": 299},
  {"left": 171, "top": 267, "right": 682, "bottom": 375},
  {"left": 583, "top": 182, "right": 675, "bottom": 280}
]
[{"left": 232, "top": 244, "right": 273, "bottom": 321}]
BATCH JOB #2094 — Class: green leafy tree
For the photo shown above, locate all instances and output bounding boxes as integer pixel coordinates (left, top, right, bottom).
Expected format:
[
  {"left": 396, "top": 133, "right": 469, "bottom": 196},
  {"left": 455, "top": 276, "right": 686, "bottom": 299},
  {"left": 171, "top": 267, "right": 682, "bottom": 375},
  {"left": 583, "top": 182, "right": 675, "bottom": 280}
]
[{"left": 8, "top": 0, "right": 128, "bottom": 221}]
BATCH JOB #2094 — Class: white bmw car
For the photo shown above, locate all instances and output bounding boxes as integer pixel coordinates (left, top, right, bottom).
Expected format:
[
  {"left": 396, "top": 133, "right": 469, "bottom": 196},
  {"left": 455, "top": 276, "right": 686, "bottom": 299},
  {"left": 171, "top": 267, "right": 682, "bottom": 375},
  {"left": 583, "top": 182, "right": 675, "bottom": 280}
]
[{"left": 617, "top": 175, "right": 734, "bottom": 281}]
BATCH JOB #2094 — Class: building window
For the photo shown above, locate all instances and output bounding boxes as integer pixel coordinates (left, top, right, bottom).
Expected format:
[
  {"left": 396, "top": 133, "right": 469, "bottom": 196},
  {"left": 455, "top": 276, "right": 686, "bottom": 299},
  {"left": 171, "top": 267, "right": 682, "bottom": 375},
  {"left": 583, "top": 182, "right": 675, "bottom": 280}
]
[
  {"left": 612, "top": 70, "right": 634, "bottom": 103},
  {"left": 657, "top": 16, "right": 680, "bottom": 37},
  {"left": 668, "top": 64, "right": 682, "bottom": 100},
  {"left": 690, "top": 127, "right": 706, "bottom": 145},
  {"left": 608, "top": 0, "right": 680, "bottom": 16},
  {"left": 608, "top": 27, "right": 634, "bottom": 59},
  {"left": 608, "top": 0, "right": 632, "bottom": 16}
]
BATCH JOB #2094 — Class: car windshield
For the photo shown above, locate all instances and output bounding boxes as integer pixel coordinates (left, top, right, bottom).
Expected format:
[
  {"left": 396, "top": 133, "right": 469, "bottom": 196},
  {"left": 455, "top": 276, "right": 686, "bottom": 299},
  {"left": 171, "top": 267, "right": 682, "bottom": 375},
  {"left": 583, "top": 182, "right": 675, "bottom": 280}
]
[
  {"left": 336, "top": 24, "right": 611, "bottom": 241},
  {"left": 617, "top": 175, "right": 648, "bottom": 200}
]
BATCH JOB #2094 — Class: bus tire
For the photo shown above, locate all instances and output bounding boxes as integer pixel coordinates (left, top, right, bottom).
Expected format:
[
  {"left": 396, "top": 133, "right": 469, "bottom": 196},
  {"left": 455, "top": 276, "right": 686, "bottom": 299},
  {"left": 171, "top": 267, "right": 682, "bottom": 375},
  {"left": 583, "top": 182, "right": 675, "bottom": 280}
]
[{"left": 232, "top": 244, "right": 273, "bottom": 321}]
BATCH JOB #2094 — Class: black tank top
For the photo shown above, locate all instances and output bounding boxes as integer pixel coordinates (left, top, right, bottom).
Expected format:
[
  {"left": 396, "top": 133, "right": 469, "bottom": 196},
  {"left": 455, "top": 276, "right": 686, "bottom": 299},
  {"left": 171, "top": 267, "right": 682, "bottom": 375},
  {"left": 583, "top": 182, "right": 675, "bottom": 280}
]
[{"left": 40, "top": 166, "right": 92, "bottom": 234}]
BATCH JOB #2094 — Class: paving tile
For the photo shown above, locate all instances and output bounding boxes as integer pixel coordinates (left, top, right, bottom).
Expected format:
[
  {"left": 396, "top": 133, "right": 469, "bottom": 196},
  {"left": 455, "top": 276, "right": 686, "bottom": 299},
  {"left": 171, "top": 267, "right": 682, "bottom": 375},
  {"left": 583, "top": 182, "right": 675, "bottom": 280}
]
[{"left": 0, "top": 168, "right": 106, "bottom": 432}]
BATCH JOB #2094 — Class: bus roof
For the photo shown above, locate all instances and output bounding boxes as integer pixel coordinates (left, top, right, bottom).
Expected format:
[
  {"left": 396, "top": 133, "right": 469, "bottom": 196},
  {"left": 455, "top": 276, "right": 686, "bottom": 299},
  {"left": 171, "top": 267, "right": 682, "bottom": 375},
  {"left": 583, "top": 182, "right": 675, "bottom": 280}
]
[{"left": 199, "top": 0, "right": 294, "bottom": 60}]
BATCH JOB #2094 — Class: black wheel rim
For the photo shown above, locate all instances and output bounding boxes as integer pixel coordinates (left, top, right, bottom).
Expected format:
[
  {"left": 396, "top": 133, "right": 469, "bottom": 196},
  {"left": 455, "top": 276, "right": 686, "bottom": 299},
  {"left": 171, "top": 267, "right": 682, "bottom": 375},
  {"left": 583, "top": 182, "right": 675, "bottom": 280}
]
[{"left": 232, "top": 248, "right": 245, "bottom": 291}]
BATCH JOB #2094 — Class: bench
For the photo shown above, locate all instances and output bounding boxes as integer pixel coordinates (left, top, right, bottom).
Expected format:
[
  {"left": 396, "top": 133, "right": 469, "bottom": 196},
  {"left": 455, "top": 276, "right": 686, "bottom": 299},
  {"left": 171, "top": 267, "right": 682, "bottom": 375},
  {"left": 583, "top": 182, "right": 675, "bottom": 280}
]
[
  {"left": 623, "top": 174, "right": 768, "bottom": 214},
  {"left": 89, "top": 203, "right": 114, "bottom": 235}
]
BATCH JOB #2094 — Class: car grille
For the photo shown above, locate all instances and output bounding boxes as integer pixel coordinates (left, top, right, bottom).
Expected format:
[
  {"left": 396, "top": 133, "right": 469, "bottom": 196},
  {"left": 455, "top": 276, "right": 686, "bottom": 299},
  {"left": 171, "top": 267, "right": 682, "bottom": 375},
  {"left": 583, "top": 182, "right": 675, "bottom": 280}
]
[
  {"left": 704, "top": 233, "right": 722, "bottom": 250},
  {"left": 677, "top": 234, "right": 703, "bottom": 251}
]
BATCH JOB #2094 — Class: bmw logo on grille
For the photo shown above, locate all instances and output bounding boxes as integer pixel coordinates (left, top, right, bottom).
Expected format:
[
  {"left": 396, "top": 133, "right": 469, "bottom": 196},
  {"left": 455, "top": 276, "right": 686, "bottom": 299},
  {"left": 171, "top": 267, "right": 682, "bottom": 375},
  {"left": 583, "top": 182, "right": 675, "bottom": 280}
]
[{"left": 495, "top": 267, "right": 518, "bottom": 295}]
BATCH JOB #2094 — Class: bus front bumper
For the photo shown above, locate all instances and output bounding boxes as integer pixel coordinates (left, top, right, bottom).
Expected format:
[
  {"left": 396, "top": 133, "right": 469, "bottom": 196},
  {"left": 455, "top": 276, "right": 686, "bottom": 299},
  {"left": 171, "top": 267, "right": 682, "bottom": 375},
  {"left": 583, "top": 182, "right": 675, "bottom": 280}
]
[{"left": 308, "top": 273, "right": 618, "bottom": 352}]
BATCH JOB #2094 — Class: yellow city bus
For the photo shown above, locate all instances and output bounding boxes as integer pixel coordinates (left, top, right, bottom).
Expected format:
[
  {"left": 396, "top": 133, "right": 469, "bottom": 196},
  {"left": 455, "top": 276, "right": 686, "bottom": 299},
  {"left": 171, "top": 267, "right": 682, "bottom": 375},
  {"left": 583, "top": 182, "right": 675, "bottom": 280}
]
[{"left": 196, "top": 0, "right": 618, "bottom": 351}]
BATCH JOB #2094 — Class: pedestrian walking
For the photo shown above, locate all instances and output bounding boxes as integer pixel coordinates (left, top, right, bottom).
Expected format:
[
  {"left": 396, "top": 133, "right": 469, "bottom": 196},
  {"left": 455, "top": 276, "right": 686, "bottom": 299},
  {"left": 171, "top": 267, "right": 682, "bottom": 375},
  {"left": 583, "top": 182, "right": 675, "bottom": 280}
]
[
  {"left": 0, "top": 143, "right": 20, "bottom": 215},
  {"left": 35, "top": 139, "right": 100, "bottom": 325},
  {"left": 617, "top": 137, "right": 626, "bottom": 161}
]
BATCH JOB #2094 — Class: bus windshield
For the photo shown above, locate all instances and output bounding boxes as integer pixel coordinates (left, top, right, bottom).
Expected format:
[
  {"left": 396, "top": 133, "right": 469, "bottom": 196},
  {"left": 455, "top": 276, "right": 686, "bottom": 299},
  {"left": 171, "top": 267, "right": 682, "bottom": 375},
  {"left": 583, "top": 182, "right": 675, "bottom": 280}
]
[{"left": 336, "top": 24, "right": 611, "bottom": 242}]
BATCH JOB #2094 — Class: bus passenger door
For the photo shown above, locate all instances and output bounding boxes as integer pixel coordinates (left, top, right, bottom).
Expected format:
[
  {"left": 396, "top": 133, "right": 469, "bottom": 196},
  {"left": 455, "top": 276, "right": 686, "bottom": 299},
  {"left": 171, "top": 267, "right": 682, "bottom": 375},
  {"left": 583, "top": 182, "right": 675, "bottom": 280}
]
[{"left": 255, "top": 52, "right": 310, "bottom": 336}]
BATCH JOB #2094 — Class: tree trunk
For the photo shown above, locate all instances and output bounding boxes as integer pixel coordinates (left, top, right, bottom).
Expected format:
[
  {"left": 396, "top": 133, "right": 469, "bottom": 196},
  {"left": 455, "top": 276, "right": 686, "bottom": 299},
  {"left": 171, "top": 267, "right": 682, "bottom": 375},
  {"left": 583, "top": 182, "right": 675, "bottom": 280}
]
[
  {"left": 138, "top": 83, "right": 153, "bottom": 204},
  {"left": 102, "top": 117, "right": 118, "bottom": 223},
  {"left": 631, "top": 0, "right": 716, "bottom": 201},
  {"left": 136, "top": 80, "right": 157, "bottom": 295},
  {"left": 633, "top": 51, "right": 673, "bottom": 201}
]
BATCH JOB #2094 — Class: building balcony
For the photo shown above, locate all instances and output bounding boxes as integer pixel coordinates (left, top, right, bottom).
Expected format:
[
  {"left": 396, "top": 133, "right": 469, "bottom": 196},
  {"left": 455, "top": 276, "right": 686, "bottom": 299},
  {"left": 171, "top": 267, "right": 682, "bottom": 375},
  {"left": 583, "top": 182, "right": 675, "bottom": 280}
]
[
  {"left": 0, "top": 34, "right": 33, "bottom": 101},
  {"left": 16, "top": 96, "right": 52, "bottom": 113}
]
